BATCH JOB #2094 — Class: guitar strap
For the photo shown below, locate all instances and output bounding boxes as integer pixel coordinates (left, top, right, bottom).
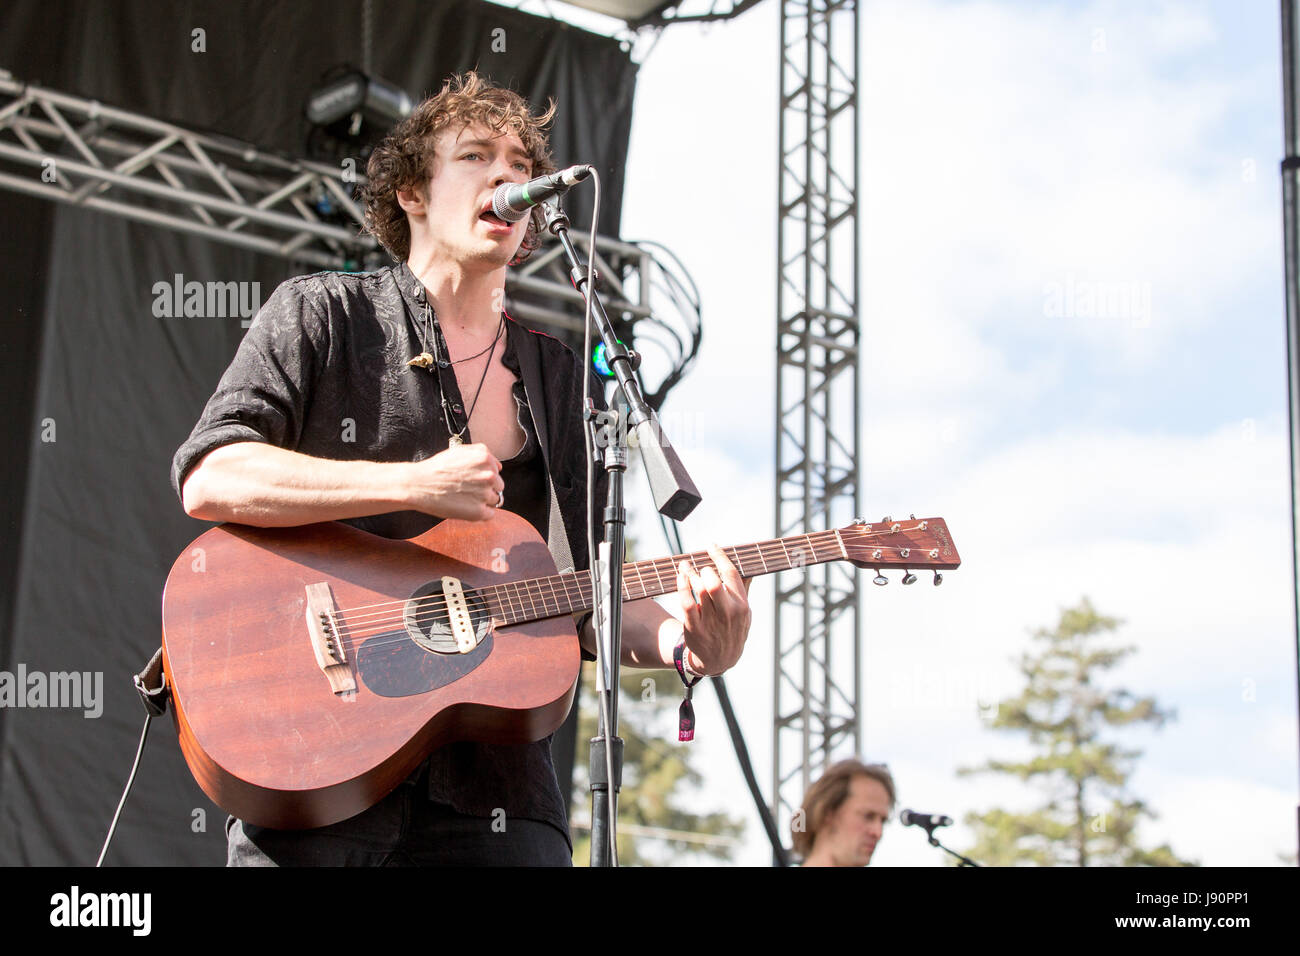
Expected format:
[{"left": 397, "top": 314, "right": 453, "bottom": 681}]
[
  {"left": 133, "top": 645, "right": 169, "bottom": 714},
  {"left": 511, "top": 320, "right": 576, "bottom": 575}
]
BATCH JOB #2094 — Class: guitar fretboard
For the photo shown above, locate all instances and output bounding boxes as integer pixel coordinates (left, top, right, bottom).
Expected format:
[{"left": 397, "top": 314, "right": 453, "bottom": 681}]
[{"left": 483, "top": 529, "right": 849, "bottom": 626}]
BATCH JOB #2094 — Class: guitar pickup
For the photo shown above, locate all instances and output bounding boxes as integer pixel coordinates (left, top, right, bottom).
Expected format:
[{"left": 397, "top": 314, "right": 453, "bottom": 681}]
[
  {"left": 442, "top": 576, "right": 476, "bottom": 654},
  {"left": 305, "top": 582, "right": 357, "bottom": 695}
]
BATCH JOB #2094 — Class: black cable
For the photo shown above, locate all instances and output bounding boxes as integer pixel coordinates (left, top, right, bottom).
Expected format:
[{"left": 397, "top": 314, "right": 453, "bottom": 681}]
[
  {"left": 618, "top": 237, "right": 702, "bottom": 410},
  {"left": 653, "top": 499, "right": 791, "bottom": 866},
  {"left": 712, "top": 674, "right": 792, "bottom": 867},
  {"left": 96, "top": 713, "right": 151, "bottom": 867}
]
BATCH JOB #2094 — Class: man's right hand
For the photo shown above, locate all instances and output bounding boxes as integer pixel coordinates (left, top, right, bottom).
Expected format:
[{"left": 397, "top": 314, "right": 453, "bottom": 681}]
[{"left": 406, "top": 442, "right": 504, "bottom": 521}]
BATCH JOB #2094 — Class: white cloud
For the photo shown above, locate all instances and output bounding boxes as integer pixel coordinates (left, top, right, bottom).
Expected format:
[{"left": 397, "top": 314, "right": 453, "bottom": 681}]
[
  {"left": 1141, "top": 773, "right": 1296, "bottom": 866},
  {"left": 863, "top": 0, "right": 1277, "bottom": 378}
]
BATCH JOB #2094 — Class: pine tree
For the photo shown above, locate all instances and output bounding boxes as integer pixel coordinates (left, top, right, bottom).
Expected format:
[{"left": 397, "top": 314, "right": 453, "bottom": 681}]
[
  {"left": 959, "top": 597, "right": 1195, "bottom": 866},
  {"left": 571, "top": 665, "right": 745, "bottom": 866}
]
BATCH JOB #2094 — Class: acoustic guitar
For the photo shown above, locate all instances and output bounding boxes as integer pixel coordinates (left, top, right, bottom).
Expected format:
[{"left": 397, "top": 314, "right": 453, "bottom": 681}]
[{"left": 160, "top": 510, "right": 960, "bottom": 829}]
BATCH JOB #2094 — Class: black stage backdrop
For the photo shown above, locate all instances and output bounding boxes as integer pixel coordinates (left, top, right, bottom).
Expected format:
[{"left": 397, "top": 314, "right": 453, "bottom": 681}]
[{"left": 0, "top": 0, "right": 636, "bottom": 865}]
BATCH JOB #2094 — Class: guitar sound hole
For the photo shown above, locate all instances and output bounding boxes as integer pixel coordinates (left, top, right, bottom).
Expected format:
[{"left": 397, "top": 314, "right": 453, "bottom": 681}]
[{"left": 403, "top": 582, "right": 492, "bottom": 654}]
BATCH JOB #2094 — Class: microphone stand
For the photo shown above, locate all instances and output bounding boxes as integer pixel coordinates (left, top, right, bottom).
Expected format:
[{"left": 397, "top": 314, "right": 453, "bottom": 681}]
[
  {"left": 540, "top": 200, "right": 701, "bottom": 867},
  {"left": 916, "top": 824, "right": 981, "bottom": 867}
]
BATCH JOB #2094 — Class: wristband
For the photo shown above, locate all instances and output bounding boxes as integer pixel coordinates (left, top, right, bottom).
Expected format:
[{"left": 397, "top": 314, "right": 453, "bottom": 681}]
[{"left": 673, "top": 638, "right": 702, "bottom": 742}]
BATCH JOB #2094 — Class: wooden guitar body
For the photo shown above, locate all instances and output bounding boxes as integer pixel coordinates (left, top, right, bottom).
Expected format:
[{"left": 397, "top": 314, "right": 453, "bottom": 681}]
[{"left": 161, "top": 510, "right": 578, "bottom": 830}]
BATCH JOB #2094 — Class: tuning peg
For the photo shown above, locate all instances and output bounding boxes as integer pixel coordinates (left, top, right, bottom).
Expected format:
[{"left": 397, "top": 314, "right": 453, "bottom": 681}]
[
  {"left": 933, "top": 571, "right": 943, "bottom": 586},
  {"left": 873, "top": 571, "right": 888, "bottom": 586},
  {"left": 902, "top": 571, "right": 917, "bottom": 585},
  {"left": 854, "top": 516, "right": 867, "bottom": 525}
]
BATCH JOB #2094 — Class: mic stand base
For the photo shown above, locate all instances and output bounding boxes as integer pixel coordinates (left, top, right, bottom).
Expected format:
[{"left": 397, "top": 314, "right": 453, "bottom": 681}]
[{"left": 588, "top": 735, "right": 623, "bottom": 867}]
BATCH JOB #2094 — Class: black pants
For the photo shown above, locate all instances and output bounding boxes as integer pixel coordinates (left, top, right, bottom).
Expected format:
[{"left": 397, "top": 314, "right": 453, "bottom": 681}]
[{"left": 226, "top": 775, "right": 572, "bottom": 867}]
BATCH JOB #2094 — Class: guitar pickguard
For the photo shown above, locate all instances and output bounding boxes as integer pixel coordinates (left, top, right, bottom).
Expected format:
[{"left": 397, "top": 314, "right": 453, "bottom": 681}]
[{"left": 356, "top": 582, "right": 494, "bottom": 698}]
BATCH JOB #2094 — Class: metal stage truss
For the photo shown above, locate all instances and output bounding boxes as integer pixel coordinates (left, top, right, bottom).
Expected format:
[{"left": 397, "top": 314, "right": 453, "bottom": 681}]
[
  {"left": 773, "top": 0, "right": 861, "bottom": 843},
  {"left": 0, "top": 71, "right": 374, "bottom": 270},
  {"left": 0, "top": 69, "right": 697, "bottom": 374}
]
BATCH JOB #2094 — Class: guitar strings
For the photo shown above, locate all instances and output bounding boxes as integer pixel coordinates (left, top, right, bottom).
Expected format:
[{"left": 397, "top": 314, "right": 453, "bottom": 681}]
[
  {"left": 331, "top": 530, "right": 860, "bottom": 626},
  {"left": 328, "top": 529, "right": 937, "bottom": 643},
  {"left": 333, "top": 543, "right": 938, "bottom": 648},
  {"left": 328, "top": 525, "right": 912, "bottom": 622},
  {"left": 330, "top": 529, "right": 932, "bottom": 633}
]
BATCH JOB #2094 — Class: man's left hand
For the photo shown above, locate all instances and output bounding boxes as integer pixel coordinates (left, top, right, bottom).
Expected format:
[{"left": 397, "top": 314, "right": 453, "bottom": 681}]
[{"left": 676, "top": 544, "right": 752, "bottom": 676}]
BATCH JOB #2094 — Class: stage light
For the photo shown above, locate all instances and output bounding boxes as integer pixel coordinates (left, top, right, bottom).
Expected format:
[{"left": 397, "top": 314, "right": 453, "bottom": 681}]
[
  {"left": 592, "top": 339, "right": 624, "bottom": 378},
  {"left": 303, "top": 66, "right": 413, "bottom": 173},
  {"left": 305, "top": 69, "right": 413, "bottom": 134}
]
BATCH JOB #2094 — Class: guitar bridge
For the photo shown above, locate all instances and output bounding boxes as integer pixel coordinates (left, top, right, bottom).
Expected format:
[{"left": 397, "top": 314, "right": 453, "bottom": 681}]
[{"left": 305, "top": 582, "right": 357, "bottom": 695}]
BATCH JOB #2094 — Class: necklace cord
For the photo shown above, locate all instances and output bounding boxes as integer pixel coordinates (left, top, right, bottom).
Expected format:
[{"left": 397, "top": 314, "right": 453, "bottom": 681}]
[{"left": 428, "top": 310, "right": 506, "bottom": 441}]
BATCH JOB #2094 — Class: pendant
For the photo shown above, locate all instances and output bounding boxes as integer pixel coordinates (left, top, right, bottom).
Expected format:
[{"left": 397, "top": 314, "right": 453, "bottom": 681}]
[
  {"left": 448, "top": 434, "right": 463, "bottom": 446},
  {"left": 407, "top": 352, "right": 434, "bottom": 369}
]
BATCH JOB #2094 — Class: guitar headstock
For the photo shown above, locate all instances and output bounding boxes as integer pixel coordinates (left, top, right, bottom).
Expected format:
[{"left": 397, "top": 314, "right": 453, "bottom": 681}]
[{"left": 839, "top": 515, "right": 960, "bottom": 585}]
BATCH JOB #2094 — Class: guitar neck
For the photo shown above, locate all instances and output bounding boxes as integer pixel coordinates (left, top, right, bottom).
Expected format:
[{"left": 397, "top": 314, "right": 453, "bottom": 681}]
[{"left": 490, "top": 530, "right": 847, "bottom": 626}]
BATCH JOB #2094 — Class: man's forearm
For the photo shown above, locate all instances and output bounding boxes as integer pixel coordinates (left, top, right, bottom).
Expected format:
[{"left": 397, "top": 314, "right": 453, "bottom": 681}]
[
  {"left": 180, "top": 442, "right": 413, "bottom": 526},
  {"left": 580, "top": 599, "right": 691, "bottom": 672},
  {"left": 181, "top": 440, "right": 506, "bottom": 527}
]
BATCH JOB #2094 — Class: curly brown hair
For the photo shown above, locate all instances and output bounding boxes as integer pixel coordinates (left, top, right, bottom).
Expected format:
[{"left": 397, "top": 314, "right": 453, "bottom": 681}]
[
  {"left": 791, "top": 760, "right": 896, "bottom": 858},
  {"left": 360, "top": 71, "right": 557, "bottom": 264}
]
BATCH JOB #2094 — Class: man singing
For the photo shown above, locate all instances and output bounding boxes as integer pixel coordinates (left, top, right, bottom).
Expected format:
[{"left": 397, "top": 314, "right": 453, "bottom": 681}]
[{"left": 173, "top": 72, "right": 752, "bottom": 866}]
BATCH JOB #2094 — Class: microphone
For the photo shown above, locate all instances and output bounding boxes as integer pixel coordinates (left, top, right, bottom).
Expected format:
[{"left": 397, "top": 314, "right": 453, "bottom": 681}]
[
  {"left": 900, "top": 810, "right": 953, "bottom": 829},
  {"left": 492, "top": 164, "right": 594, "bottom": 222}
]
